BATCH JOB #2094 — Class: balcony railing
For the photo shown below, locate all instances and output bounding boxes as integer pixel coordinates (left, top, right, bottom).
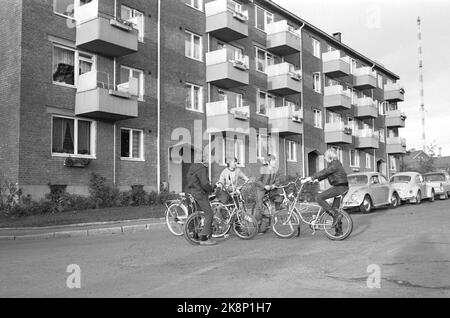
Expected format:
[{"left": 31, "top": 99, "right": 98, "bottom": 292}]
[
  {"left": 267, "top": 105, "right": 303, "bottom": 135},
  {"left": 206, "top": 100, "right": 250, "bottom": 133},
  {"left": 386, "top": 137, "right": 407, "bottom": 154},
  {"left": 205, "top": 0, "right": 249, "bottom": 42},
  {"left": 386, "top": 110, "right": 407, "bottom": 128},
  {"left": 355, "top": 129, "right": 380, "bottom": 149},
  {"left": 384, "top": 83, "right": 405, "bottom": 102},
  {"left": 354, "top": 97, "right": 378, "bottom": 118},
  {"left": 353, "top": 67, "right": 377, "bottom": 90},
  {"left": 266, "top": 63, "right": 302, "bottom": 95},
  {"left": 266, "top": 20, "right": 301, "bottom": 56},
  {"left": 324, "top": 85, "right": 352, "bottom": 110},
  {"left": 75, "top": 71, "right": 138, "bottom": 121},
  {"left": 322, "top": 50, "right": 351, "bottom": 77},
  {"left": 324, "top": 122, "right": 353, "bottom": 144},
  {"left": 74, "top": 0, "right": 138, "bottom": 57},
  {"left": 206, "top": 48, "right": 249, "bottom": 88}
]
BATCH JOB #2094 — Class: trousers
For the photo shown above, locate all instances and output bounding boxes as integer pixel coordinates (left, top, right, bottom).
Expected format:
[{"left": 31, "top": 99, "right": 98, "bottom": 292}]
[{"left": 315, "top": 185, "right": 349, "bottom": 214}]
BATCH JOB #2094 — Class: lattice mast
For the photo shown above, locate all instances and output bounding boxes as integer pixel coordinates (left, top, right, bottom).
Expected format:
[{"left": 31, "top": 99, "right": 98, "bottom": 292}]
[{"left": 417, "top": 17, "right": 426, "bottom": 151}]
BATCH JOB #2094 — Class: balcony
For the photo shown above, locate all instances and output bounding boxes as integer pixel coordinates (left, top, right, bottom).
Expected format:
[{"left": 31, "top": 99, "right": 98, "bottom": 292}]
[
  {"left": 267, "top": 105, "right": 303, "bottom": 135},
  {"left": 324, "top": 122, "right": 353, "bottom": 144},
  {"left": 322, "top": 51, "right": 351, "bottom": 78},
  {"left": 75, "top": 71, "right": 138, "bottom": 121},
  {"left": 267, "top": 63, "right": 302, "bottom": 96},
  {"left": 386, "top": 137, "right": 407, "bottom": 154},
  {"left": 384, "top": 83, "right": 405, "bottom": 102},
  {"left": 353, "top": 67, "right": 377, "bottom": 90},
  {"left": 206, "top": 48, "right": 249, "bottom": 89},
  {"left": 75, "top": 0, "right": 138, "bottom": 57},
  {"left": 354, "top": 97, "right": 378, "bottom": 119},
  {"left": 206, "top": 101, "right": 250, "bottom": 134},
  {"left": 205, "top": 0, "right": 249, "bottom": 42},
  {"left": 386, "top": 110, "right": 407, "bottom": 128},
  {"left": 324, "top": 85, "right": 352, "bottom": 111},
  {"left": 266, "top": 20, "right": 301, "bottom": 56},
  {"left": 355, "top": 130, "right": 380, "bottom": 149}
]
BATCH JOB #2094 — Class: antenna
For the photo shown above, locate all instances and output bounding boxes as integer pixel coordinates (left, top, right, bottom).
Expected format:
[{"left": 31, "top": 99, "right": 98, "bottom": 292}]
[{"left": 417, "top": 17, "right": 426, "bottom": 152}]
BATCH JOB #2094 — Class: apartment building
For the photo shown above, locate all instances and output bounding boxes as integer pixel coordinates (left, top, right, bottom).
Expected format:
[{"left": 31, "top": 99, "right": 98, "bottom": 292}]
[{"left": 0, "top": 0, "right": 406, "bottom": 199}]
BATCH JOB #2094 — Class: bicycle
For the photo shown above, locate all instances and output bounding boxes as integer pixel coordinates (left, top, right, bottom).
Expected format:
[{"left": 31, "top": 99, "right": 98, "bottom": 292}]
[
  {"left": 271, "top": 179, "right": 353, "bottom": 241},
  {"left": 183, "top": 181, "right": 258, "bottom": 245},
  {"left": 165, "top": 192, "right": 224, "bottom": 237}
]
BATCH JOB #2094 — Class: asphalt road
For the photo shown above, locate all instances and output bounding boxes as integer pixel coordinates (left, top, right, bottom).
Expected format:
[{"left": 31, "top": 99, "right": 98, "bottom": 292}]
[{"left": 1, "top": 199, "right": 450, "bottom": 298}]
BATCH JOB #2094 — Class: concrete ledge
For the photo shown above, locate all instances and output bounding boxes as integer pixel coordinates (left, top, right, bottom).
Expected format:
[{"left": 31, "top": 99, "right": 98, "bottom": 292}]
[
  {"left": 0, "top": 236, "right": 15, "bottom": 241},
  {"left": 122, "top": 224, "right": 148, "bottom": 234},
  {"left": 54, "top": 230, "right": 88, "bottom": 239},
  {"left": 15, "top": 233, "right": 55, "bottom": 240},
  {"left": 87, "top": 227, "right": 123, "bottom": 236}
]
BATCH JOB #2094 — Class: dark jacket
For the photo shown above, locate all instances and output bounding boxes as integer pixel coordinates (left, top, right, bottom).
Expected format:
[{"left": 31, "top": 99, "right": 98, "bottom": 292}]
[
  {"left": 186, "top": 163, "right": 214, "bottom": 198},
  {"left": 313, "top": 160, "right": 348, "bottom": 186},
  {"left": 255, "top": 165, "right": 279, "bottom": 191}
]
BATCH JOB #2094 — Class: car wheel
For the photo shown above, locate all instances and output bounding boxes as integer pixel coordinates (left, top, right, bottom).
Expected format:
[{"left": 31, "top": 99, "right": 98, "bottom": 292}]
[
  {"left": 360, "top": 195, "right": 373, "bottom": 214},
  {"left": 415, "top": 191, "right": 422, "bottom": 205},
  {"left": 390, "top": 193, "right": 400, "bottom": 209}
]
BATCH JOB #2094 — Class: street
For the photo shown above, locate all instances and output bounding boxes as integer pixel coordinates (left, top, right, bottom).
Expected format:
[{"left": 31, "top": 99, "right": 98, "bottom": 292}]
[{"left": 1, "top": 199, "right": 449, "bottom": 298}]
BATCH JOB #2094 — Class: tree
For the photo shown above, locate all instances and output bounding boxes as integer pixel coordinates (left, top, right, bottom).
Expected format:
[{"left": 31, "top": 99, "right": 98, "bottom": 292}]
[{"left": 416, "top": 143, "right": 438, "bottom": 174}]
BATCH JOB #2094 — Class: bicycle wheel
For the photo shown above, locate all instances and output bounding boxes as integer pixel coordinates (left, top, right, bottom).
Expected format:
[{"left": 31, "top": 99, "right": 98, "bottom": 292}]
[
  {"left": 272, "top": 209, "right": 300, "bottom": 239},
  {"left": 232, "top": 212, "right": 258, "bottom": 240},
  {"left": 320, "top": 209, "right": 353, "bottom": 241},
  {"left": 211, "top": 202, "right": 232, "bottom": 238},
  {"left": 183, "top": 212, "right": 203, "bottom": 246},
  {"left": 165, "top": 202, "right": 188, "bottom": 236}
]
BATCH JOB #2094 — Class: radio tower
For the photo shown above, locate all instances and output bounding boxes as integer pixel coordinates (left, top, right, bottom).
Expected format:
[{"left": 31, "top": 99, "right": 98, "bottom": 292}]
[{"left": 417, "top": 17, "right": 426, "bottom": 152}]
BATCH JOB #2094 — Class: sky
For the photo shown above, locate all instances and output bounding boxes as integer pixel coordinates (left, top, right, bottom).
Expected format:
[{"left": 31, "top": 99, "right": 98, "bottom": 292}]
[{"left": 273, "top": 0, "right": 450, "bottom": 156}]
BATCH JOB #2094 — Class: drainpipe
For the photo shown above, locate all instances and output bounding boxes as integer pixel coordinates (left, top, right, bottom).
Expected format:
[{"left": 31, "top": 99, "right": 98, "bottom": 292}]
[
  {"left": 157, "top": 0, "right": 161, "bottom": 193},
  {"left": 298, "top": 22, "right": 306, "bottom": 177},
  {"left": 114, "top": 0, "right": 117, "bottom": 18},
  {"left": 113, "top": 123, "right": 117, "bottom": 186},
  {"left": 208, "top": 33, "right": 212, "bottom": 181}
]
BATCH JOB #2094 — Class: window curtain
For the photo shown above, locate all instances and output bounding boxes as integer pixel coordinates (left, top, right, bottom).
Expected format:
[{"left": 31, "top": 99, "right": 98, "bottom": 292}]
[
  {"left": 132, "top": 131, "right": 141, "bottom": 159},
  {"left": 121, "top": 130, "right": 130, "bottom": 158},
  {"left": 53, "top": 46, "right": 75, "bottom": 85},
  {"left": 52, "top": 118, "right": 74, "bottom": 154},
  {"left": 77, "top": 120, "right": 91, "bottom": 155}
]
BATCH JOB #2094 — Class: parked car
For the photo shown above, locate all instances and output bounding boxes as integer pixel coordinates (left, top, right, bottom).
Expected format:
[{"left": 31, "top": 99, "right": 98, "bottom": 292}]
[
  {"left": 343, "top": 172, "right": 401, "bottom": 213},
  {"left": 423, "top": 171, "right": 450, "bottom": 200},
  {"left": 389, "top": 172, "right": 435, "bottom": 204}
]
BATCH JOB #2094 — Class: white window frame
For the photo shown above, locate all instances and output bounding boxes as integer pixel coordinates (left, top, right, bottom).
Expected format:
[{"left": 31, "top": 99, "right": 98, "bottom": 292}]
[
  {"left": 313, "top": 109, "right": 322, "bottom": 129},
  {"left": 257, "top": 90, "right": 275, "bottom": 116},
  {"left": 53, "top": 0, "right": 76, "bottom": 19},
  {"left": 287, "top": 140, "right": 297, "bottom": 162},
  {"left": 389, "top": 155, "right": 397, "bottom": 171},
  {"left": 52, "top": 44, "right": 96, "bottom": 88},
  {"left": 350, "top": 58, "right": 357, "bottom": 75},
  {"left": 255, "top": 5, "right": 274, "bottom": 32},
  {"left": 312, "top": 38, "right": 321, "bottom": 59},
  {"left": 350, "top": 149, "right": 360, "bottom": 167},
  {"left": 255, "top": 47, "right": 276, "bottom": 73},
  {"left": 185, "top": 0, "right": 203, "bottom": 12},
  {"left": 121, "top": 5, "right": 145, "bottom": 42},
  {"left": 366, "top": 153, "right": 372, "bottom": 169},
  {"left": 377, "top": 73, "right": 384, "bottom": 89},
  {"left": 222, "top": 138, "right": 245, "bottom": 167},
  {"left": 185, "top": 30, "right": 203, "bottom": 62},
  {"left": 313, "top": 72, "right": 322, "bottom": 93},
  {"left": 185, "top": 82, "right": 204, "bottom": 113},
  {"left": 120, "top": 65, "right": 145, "bottom": 100},
  {"left": 51, "top": 115, "right": 97, "bottom": 159},
  {"left": 257, "top": 134, "right": 268, "bottom": 159},
  {"left": 379, "top": 129, "right": 385, "bottom": 143},
  {"left": 120, "top": 128, "right": 145, "bottom": 161}
]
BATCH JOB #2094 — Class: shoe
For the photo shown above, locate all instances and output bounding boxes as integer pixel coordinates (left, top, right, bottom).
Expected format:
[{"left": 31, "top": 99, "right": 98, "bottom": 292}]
[
  {"left": 199, "top": 239, "right": 217, "bottom": 246},
  {"left": 331, "top": 213, "right": 343, "bottom": 229}
]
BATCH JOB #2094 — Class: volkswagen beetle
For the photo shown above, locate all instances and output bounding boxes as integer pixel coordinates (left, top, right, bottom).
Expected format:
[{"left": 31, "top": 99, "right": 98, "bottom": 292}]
[{"left": 389, "top": 172, "right": 435, "bottom": 204}]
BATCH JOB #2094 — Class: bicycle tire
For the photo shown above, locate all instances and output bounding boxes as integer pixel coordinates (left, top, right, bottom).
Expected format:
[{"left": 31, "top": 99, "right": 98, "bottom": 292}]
[
  {"left": 232, "top": 212, "right": 258, "bottom": 240},
  {"left": 183, "top": 212, "right": 203, "bottom": 246},
  {"left": 211, "top": 201, "right": 232, "bottom": 238},
  {"left": 165, "top": 202, "right": 189, "bottom": 236},
  {"left": 272, "top": 209, "right": 300, "bottom": 239},
  {"left": 321, "top": 209, "right": 353, "bottom": 241}
]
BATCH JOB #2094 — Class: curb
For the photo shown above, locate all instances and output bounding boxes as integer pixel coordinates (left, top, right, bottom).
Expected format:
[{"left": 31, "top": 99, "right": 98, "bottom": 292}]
[{"left": 0, "top": 222, "right": 166, "bottom": 242}]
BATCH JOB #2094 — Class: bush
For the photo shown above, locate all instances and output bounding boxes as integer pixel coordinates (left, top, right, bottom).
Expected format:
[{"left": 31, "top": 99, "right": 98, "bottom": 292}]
[
  {"left": 88, "top": 173, "right": 121, "bottom": 208},
  {"left": 157, "top": 190, "right": 179, "bottom": 205}
]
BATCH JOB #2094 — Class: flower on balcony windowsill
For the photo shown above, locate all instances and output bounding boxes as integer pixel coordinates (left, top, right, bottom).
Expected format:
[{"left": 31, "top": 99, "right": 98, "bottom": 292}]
[
  {"left": 344, "top": 127, "right": 353, "bottom": 135},
  {"left": 400, "top": 112, "right": 407, "bottom": 120},
  {"left": 64, "top": 156, "right": 91, "bottom": 168}
]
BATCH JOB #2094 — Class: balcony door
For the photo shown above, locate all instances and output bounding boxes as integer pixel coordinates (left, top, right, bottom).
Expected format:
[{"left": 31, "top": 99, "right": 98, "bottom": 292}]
[
  {"left": 217, "top": 42, "right": 244, "bottom": 61},
  {"left": 218, "top": 89, "right": 243, "bottom": 109}
]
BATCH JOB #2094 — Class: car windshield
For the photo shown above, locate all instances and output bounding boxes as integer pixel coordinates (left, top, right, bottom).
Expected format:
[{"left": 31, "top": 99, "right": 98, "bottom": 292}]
[
  {"left": 424, "top": 174, "right": 445, "bottom": 182},
  {"left": 390, "top": 175, "right": 411, "bottom": 183},
  {"left": 348, "top": 175, "right": 368, "bottom": 186}
]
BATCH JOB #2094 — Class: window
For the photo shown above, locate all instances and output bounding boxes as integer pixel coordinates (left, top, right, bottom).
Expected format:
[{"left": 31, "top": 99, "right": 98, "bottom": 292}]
[
  {"left": 121, "top": 5, "right": 145, "bottom": 42},
  {"left": 370, "top": 175, "right": 380, "bottom": 184},
  {"left": 185, "top": 0, "right": 203, "bottom": 11},
  {"left": 120, "top": 66, "right": 145, "bottom": 99},
  {"left": 257, "top": 134, "right": 268, "bottom": 159},
  {"left": 377, "top": 73, "right": 384, "bottom": 88},
  {"left": 328, "top": 111, "right": 342, "bottom": 124},
  {"left": 313, "top": 109, "right": 322, "bottom": 128},
  {"left": 379, "top": 175, "right": 388, "bottom": 184},
  {"left": 218, "top": 89, "right": 243, "bottom": 109},
  {"left": 54, "top": 0, "right": 75, "bottom": 18},
  {"left": 389, "top": 156, "right": 397, "bottom": 171},
  {"left": 328, "top": 146, "right": 343, "bottom": 162},
  {"left": 366, "top": 153, "right": 372, "bottom": 169},
  {"left": 120, "top": 128, "right": 144, "bottom": 160},
  {"left": 379, "top": 129, "right": 385, "bottom": 143},
  {"left": 313, "top": 73, "right": 322, "bottom": 93},
  {"left": 312, "top": 38, "right": 321, "bottom": 58},
  {"left": 350, "top": 149, "right": 360, "bottom": 167},
  {"left": 378, "top": 101, "right": 385, "bottom": 115},
  {"left": 348, "top": 117, "right": 355, "bottom": 135},
  {"left": 185, "top": 83, "right": 203, "bottom": 112},
  {"left": 223, "top": 138, "right": 245, "bottom": 167},
  {"left": 257, "top": 90, "right": 275, "bottom": 115},
  {"left": 287, "top": 141, "right": 297, "bottom": 162},
  {"left": 52, "top": 116, "right": 95, "bottom": 157},
  {"left": 185, "top": 30, "right": 203, "bottom": 61},
  {"left": 255, "top": 47, "right": 276, "bottom": 73},
  {"left": 255, "top": 5, "right": 274, "bottom": 32},
  {"left": 53, "top": 44, "right": 95, "bottom": 87},
  {"left": 350, "top": 58, "right": 357, "bottom": 74}
]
